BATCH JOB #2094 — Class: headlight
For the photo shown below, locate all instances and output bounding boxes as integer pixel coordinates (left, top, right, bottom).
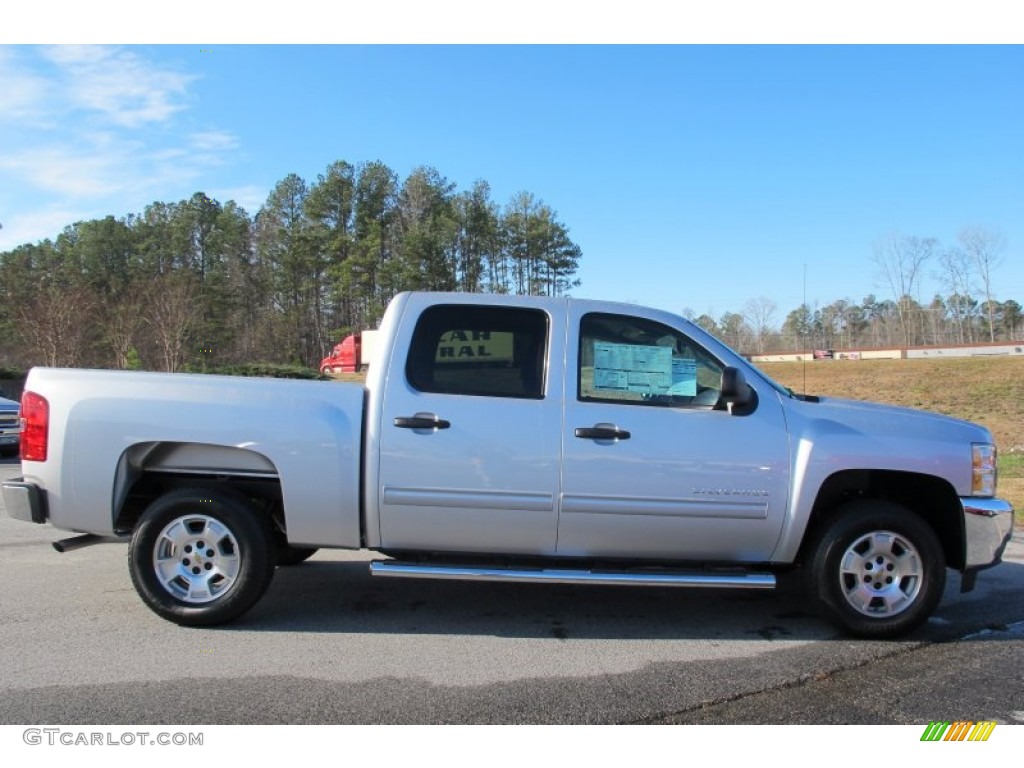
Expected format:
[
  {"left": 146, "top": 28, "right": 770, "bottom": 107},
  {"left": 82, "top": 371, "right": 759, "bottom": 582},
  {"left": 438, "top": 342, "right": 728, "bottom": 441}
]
[{"left": 971, "top": 443, "right": 997, "bottom": 497}]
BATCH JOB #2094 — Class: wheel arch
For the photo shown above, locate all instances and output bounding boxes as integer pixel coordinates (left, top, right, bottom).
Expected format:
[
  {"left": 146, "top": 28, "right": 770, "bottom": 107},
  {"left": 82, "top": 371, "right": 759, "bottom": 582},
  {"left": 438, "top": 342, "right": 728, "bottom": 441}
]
[
  {"left": 113, "top": 442, "right": 284, "bottom": 536},
  {"left": 802, "top": 469, "right": 965, "bottom": 570}
]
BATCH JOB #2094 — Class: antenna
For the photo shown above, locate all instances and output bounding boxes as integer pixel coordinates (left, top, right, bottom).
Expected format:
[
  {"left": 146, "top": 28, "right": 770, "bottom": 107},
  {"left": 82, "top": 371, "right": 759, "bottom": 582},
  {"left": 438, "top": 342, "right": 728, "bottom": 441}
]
[{"left": 802, "top": 263, "right": 807, "bottom": 396}]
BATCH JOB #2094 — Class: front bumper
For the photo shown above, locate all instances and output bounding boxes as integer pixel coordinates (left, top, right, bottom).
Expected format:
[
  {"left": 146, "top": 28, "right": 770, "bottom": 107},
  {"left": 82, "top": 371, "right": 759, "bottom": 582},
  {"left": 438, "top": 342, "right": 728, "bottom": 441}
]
[
  {"left": 1, "top": 478, "right": 47, "bottom": 524},
  {"left": 962, "top": 496, "right": 1014, "bottom": 571}
]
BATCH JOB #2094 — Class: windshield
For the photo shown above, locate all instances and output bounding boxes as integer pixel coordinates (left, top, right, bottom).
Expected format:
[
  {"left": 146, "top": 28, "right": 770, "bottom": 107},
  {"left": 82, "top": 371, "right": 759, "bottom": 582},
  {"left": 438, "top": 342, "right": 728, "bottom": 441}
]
[
  {"left": 677, "top": 317, "right": 797, "bottom": 400},
  {"left": 745, "top": 364, "right": 798, "bottom": 399}
]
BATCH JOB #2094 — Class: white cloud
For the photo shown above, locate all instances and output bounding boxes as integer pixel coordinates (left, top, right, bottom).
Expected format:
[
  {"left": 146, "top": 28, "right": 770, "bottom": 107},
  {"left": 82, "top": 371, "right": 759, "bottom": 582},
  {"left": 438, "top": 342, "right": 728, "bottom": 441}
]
[
  {"left": 0, "top": 206, "right": 84, "bottom": 251},
  {"left": 0, "top": 47, "right": 54, "bottom": 125},
  {"left": 0, "top": 46, "right": 250, "bottom": 246},
  {"left": 0, "top": 132, "right": 243, "bottom": 203},
  {"left": 40, "top": 45, "right": 196, "bottom": 127},
  {"left": 0, "top": 129, "right": 261, "bottom": 234},
  {"left": 0, "top": 145, "right": 127, "bottom": 197},
  {"left": 190, "top": 131, "right": 239, "bottom": 152}
]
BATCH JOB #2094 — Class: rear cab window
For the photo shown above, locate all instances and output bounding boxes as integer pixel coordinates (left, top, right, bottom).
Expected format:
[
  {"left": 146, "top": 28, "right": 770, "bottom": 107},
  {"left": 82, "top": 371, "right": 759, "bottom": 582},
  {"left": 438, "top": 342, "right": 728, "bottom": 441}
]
[{"left": 405, "top": 305, "right": 549, "bottom": 399}]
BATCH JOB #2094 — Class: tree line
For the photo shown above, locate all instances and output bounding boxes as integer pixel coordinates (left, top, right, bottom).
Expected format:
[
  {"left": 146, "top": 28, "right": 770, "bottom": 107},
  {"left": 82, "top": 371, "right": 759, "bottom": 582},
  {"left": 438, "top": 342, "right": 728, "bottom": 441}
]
[
  {"left": 0, "top": 160, "right": 583, "bottom": 372},
  {"left": 2, "top": 179, "right": 1017, "bottom": 373},
  {"left": 687, "top": 230, "right": 1020, "bottom": 354}
]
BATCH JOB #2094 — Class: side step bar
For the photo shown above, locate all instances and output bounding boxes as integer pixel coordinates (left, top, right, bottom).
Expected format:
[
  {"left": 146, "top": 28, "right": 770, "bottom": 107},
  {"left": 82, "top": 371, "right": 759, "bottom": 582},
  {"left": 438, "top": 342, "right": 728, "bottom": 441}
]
[
  {"left": 52, "top": 533, "right": 125, "bottom": 552},
  {"left": 369, "top": 561, "right": 775, "bottom": 589}
]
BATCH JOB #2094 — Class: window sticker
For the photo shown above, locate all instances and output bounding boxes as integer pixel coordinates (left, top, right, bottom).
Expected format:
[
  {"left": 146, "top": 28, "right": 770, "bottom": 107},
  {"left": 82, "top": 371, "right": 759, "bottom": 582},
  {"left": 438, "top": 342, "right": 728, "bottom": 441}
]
[
  {"left": 668, "top": 358, "right": 698, "bottom": 396},
  {"left": 593, "top": 342, "right": 673, "bottom": 394}
]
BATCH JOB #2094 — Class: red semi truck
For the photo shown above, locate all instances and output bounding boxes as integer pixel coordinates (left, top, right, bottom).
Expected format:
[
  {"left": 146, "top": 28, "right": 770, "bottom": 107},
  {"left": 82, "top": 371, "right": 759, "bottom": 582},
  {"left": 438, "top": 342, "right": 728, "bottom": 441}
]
[{"left": 320, "top": 331, "right": 380, "bottom": 374}]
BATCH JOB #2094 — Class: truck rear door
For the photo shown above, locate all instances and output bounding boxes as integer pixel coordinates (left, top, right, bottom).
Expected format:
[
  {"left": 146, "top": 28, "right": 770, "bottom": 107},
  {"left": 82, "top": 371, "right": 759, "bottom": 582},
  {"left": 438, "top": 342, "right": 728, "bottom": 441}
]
[{"left": 376, "top": 298, "right": 566, "bottom": 555}]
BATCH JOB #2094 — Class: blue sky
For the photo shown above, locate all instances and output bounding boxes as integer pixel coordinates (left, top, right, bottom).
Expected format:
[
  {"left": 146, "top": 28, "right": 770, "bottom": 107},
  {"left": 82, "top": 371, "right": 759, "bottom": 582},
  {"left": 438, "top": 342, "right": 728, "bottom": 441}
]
[{"left": 1, "top": 35, "right": 1021, "bottom": 323}]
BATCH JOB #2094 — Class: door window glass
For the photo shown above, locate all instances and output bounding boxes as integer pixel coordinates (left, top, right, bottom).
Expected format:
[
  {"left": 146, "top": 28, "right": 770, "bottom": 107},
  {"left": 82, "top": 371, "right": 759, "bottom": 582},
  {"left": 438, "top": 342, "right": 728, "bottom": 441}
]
[
  {"left": 579, "top": 313, "right": 723, "bottom": 407},
  {"left": 406, "top": 305, "right": 548, "bottom": 399}
]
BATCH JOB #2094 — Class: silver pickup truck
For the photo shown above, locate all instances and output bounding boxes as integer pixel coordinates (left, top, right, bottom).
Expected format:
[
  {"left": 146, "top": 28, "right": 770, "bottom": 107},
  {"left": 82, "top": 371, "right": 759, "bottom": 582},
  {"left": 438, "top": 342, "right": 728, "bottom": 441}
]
[{"left": 2, "top": 292, "right": 1015, "bottom": 637}]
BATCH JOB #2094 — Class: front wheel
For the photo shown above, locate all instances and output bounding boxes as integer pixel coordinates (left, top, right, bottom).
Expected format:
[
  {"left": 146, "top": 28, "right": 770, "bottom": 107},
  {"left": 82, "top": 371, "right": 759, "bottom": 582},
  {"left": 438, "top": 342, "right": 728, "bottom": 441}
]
[
  {"left": 804, "top": 500, "right": 946, "bottom": 638},
  {"left": 128, "top": 488, "right": 276, "bottom": 626}
]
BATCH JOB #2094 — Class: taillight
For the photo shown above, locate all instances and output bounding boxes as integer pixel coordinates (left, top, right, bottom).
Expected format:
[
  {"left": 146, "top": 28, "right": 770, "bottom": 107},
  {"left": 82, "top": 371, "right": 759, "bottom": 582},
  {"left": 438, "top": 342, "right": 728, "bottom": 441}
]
[{"left": 20, "top": 391, "right": 49, "bottom": 462}]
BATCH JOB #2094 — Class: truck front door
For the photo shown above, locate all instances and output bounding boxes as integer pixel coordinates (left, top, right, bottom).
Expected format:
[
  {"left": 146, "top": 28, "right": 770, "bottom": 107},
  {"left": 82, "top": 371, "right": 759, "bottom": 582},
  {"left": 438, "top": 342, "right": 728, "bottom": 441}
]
[
  {"left": 377, "top": 301, "right": 564, "bottom": 556},
  {"left": 558, "top": 309, "right": 790, "bottom": 562}
]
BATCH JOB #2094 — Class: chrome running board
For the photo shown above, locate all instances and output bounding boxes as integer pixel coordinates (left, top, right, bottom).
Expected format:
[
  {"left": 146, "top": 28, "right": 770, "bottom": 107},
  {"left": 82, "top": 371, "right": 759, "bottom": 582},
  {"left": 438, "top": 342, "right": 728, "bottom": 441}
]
[{"left": 369, "top": 561, "right": 775, "bottom": 589}]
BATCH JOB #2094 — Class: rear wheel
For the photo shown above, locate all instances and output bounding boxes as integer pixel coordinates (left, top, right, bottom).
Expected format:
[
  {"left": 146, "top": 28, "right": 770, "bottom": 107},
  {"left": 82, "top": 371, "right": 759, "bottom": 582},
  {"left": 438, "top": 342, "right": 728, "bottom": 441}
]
[
  {"left": 129, "top": 487, "right": 276, "bottom": 626},
  {"left": 805, "top": 500, "right": 946, "bottom": 638}
]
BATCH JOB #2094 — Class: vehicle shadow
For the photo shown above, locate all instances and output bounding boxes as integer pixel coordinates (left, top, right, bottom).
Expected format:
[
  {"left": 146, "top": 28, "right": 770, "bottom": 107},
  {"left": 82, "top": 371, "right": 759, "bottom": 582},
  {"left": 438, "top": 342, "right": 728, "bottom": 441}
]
[{"left": 225, "top": 552, "right": 1024, "bottom": 644}]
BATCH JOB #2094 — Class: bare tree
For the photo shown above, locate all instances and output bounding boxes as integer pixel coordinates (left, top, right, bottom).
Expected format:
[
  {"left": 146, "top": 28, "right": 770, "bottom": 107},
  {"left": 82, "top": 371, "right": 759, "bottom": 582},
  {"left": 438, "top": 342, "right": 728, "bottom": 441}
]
[
  {"left": 105, "top": 291, "right": 147, "bottom": 369},
  {"left": 742, "top": 296, "right": 778, "bottom": 354},
  {"left": 872, "top": 233, "right": 937, "bottom": 346},
  {"left": 958, "top": 227, "right": 1006, "bottom": 343},
  {"left": 143, "top": 275, "right": 201, "bottom": 372},
  {"left": 718, "top": 311, "right": 755, "bottom": 352},
  {"left": 938, "top": 246, "right": 975, "bottom": 344},
  {"left": 17, "top": 285, "right": 94, "bottom": 367}
]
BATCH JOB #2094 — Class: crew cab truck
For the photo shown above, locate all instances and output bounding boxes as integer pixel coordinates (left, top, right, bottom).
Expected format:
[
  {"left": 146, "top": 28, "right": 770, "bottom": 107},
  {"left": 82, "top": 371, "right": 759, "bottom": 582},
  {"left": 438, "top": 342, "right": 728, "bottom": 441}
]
[{"left": 2, "top": 292, "right": 1015, "bottom": 637}]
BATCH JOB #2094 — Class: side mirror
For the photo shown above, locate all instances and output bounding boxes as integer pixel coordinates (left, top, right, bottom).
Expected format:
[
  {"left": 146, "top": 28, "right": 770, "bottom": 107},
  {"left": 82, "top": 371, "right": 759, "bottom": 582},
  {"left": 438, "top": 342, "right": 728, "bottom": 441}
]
[{"left": 719, "top": 366, "right": 756, "bottom": 414}]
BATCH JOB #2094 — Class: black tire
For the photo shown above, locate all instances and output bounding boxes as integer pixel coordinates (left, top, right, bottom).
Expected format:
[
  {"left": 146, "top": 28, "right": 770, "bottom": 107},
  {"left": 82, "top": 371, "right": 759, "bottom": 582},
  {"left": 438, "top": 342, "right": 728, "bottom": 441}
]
[
  {"left": 804, "top": 500, "right": 946, "bottom": 639},
  {"left": 276, "top": 543, "right": 318, "bottom": 566},
  {"left": 128, "top": 487, "right": 276, "bottom": 626}
]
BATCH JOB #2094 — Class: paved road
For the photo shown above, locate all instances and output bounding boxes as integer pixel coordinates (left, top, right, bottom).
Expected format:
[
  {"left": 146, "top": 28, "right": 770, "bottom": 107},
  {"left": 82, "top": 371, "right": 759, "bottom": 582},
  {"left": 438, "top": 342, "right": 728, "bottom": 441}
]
[
  {"left": 1, "top": 457, "right": 1022, "bottom": 724},
  {"left": 646, "top": 621, "right": 1024, "bottom": 724}
]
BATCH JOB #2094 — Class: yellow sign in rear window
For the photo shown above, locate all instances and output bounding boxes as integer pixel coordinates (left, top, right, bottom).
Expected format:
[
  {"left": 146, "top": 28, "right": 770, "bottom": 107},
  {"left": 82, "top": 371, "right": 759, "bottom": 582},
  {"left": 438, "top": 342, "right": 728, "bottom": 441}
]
[{"left": 436, "top": 331, "right": 515, "bottom": 363}]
